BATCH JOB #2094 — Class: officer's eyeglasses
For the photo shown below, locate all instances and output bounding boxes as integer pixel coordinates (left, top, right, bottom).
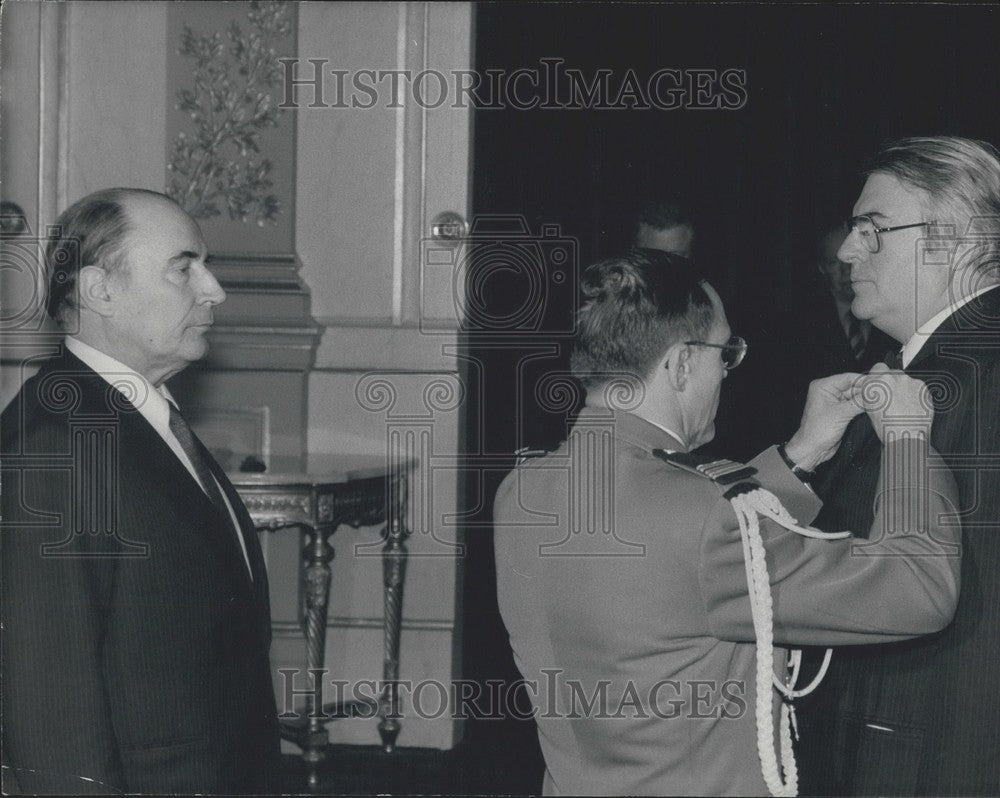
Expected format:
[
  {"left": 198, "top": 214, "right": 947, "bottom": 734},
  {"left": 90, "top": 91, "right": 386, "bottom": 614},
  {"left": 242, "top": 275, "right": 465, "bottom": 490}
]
[
  {"left": 684, "top": 335, "right": 747, "bottom": 370},
  {"left": 845, "top": 215, "right": 933, "bottom": 254}
]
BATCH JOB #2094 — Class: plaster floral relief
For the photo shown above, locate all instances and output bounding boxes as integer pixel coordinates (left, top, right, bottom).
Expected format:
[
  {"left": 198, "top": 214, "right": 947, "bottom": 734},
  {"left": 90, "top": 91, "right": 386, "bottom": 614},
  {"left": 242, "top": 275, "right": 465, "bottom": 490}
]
[{"left": 167, "top": 1, "right": 291, "bottom": 226}]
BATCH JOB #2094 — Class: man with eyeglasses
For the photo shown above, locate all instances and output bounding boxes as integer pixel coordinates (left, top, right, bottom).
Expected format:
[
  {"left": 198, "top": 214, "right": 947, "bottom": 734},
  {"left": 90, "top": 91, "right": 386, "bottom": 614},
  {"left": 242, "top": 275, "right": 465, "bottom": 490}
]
[
  {"left": 493, "top": 247, "right": 961, "bottom": 795},
  {"left": 799, "top": 136, "right": 1000, "bottom": 797}
]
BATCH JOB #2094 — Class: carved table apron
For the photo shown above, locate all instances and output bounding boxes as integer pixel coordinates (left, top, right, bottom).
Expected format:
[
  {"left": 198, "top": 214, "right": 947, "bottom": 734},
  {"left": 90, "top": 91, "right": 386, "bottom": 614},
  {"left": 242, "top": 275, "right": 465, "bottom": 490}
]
[{"left": 231, "top": 456, "right": 414, "bottom": 768}]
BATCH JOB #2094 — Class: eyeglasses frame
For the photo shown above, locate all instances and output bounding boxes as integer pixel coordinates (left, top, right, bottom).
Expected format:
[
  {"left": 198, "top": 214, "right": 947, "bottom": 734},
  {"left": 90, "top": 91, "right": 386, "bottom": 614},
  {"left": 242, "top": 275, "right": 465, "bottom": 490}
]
[
  {"left": 845, "top": 215, "right": 934, "bottom": 254},
  {"left": 682, "top": 335, "right": 748, "bottom": 370}
]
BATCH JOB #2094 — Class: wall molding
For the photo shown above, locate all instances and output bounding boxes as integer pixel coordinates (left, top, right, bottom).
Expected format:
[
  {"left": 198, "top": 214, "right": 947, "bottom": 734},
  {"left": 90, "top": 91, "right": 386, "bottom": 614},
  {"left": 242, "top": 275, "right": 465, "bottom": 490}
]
[
  {"left": 313, "top": 319, "right": 459, "bottom": 373},
  {"left": 39, "top": 1, "right": 68, "bottom": 226},
  {"left": 211, "top": 251, "right": 303, "bottom": 287},
  {"left": 201, "top": 323, "right": 323, "bottom": 372}
]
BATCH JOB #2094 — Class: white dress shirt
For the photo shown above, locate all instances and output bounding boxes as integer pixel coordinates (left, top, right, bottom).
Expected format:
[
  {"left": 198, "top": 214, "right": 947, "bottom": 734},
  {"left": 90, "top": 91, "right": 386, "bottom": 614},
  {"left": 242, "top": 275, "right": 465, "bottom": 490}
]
[
  {"left": 65, "top": 337, "right": 252, "bottom": 577},
  {"left": 646, "top": 419, "right": 687, "bottom": 450}
]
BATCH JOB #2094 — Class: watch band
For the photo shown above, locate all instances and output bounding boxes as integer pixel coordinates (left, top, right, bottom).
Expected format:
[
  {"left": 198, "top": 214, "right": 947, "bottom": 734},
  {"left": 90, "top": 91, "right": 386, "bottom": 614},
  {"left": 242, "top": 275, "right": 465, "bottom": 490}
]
[{"left": 777, "top": 442, "right": 816, "bottom": 483}]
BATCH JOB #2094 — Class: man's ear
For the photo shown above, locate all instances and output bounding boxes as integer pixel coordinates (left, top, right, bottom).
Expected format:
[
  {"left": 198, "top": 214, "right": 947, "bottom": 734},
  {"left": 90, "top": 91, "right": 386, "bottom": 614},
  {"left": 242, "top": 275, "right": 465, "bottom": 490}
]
[
  {"left": 663, "top": 342, "right": 691, "bottom": 391},
  {"left": 77, "top": 265, "right": 116, "bottom": 317}
]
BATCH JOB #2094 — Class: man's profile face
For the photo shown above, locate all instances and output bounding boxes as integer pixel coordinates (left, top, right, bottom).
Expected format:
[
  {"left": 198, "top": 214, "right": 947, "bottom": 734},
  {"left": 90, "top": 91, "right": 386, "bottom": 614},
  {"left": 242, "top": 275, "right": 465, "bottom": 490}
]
[
  {"left": 683, "top": 283, "right": 729, "bottom": 448},
  {"left": 817, "top": 229, "right": 853, "bottom": 304},
  {"left": 635, "top": 223, "right": 694, "bottom": 258},
  {"left": 838, "top": 172, "right": 939, "bottom": 340},
  {"left": 106, "top": 196, "right": 226, "bottom": 384}
]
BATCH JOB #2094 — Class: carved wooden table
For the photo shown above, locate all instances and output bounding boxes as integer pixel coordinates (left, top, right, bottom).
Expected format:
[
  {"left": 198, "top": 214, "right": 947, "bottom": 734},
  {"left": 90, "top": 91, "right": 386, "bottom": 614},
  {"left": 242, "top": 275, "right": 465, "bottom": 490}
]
[{"left": 230, "top": 455, "right": 415, "bottom": 771}]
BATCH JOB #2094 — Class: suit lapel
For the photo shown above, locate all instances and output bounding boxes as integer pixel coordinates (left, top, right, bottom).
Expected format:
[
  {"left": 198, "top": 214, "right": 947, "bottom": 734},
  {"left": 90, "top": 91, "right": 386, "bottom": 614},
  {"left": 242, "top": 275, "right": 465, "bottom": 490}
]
[
  {"left": 40, "top": 351, "right": 264, "bottom": 605},
  {"left": 817, "top": 410, "right": 876, "bottom": 490},
  {"left": 203, "top": 448, "right": 268, "bottom": 592},
  {"left": 205, "top": 455, "right": 273, "bottom": 643},
  {"left": 820, "top": 286, "right": 1000, "bottom": 496},
  {"left": 53, "top": 353, "right": 255, "bottom": 594},
  {"left": 116, "top": 408, "right": 257, "bottom": 595}
]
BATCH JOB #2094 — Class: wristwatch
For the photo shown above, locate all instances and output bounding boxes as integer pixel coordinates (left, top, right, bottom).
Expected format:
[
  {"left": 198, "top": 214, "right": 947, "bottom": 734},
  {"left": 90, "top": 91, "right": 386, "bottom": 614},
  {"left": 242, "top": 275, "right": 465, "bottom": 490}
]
[{"left": 777, "top": 442, "right": 816, "bottom": 483}]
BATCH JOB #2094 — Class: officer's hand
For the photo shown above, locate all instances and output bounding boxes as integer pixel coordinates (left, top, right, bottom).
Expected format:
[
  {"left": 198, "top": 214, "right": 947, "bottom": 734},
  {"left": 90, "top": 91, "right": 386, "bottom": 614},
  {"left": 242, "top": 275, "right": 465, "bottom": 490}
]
[
  {"left": 856, "top": 363, "right": 933, "bottom": 443},
  {"left": 786, "top": 372, "right": 866, "bottom": 470}
]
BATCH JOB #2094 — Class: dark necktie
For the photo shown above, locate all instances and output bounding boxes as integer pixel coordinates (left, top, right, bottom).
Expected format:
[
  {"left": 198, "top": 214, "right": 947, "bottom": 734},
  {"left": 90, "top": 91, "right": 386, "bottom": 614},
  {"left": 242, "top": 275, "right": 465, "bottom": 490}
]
[
  {"left": 884, "top": 347, "right": 904, "bottom": 370},
  {"left": 846, "top": 311, "right": 866, "bottom": 361},
  {"left": 168, "top": 404, "right": 230, "bottom": 517}
]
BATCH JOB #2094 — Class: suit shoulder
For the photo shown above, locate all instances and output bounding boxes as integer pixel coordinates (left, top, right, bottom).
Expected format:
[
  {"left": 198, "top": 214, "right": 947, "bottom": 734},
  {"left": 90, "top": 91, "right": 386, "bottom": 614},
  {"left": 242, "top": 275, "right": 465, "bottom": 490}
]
[
  {"left": 2, "top": 380, "right": 52, "bottom": 452},
  {"left": 1, "top": 368, "right": 75, "bottom": 450}
]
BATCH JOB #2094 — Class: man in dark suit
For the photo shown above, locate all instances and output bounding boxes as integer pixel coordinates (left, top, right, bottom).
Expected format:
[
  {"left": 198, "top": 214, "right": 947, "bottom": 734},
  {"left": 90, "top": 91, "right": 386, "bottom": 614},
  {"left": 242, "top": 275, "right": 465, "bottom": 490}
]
[
  {"left": 1, "top": 188, "right": 279, "bottom": 793},
  {"left": 805, "top": 136, "right": 1000, "bottom": 796}
]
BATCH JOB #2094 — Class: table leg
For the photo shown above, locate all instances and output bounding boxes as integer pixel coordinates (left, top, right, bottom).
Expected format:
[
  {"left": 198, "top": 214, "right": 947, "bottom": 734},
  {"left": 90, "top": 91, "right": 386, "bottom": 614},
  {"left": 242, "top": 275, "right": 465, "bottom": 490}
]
[
  {"left": 378, "top": 478, "right": 410, "bottom": 752},
  {"left": 301, "top": 522, "right": 335, "bottom": 766}
]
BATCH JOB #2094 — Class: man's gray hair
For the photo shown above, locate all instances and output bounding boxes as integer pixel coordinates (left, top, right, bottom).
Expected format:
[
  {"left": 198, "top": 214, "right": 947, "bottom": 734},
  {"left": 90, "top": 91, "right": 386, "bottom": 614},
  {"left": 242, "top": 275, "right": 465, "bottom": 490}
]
[{"left": 866, "top": 136, "right": 1000, "bottom": 243}]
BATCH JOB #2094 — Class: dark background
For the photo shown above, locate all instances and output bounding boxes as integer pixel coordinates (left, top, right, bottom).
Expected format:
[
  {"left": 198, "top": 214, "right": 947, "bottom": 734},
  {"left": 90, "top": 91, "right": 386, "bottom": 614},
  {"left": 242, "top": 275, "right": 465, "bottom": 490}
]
[{"left": 458, "top": 3, "right": 1000, "bottom": 791}]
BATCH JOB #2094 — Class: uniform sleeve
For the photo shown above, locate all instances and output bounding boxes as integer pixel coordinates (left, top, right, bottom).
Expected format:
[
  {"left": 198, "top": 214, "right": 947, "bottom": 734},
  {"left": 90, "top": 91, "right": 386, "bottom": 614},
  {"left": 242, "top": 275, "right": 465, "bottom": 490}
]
[
  {"left": 2, "top": 423, "right": 127, "bottom": 794},
  {"left": 747, "top": 445, "right": 823, "bottom": 524},
  {"left": 700, "top": 438, "right": 960, "bottom": 646}
]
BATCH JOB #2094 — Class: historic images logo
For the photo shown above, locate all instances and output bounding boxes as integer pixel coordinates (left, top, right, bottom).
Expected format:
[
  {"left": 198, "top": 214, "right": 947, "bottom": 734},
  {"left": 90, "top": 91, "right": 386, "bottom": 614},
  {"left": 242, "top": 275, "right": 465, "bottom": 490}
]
[{"left": 280, "top": 58, "right": 748, "bottom": 111}]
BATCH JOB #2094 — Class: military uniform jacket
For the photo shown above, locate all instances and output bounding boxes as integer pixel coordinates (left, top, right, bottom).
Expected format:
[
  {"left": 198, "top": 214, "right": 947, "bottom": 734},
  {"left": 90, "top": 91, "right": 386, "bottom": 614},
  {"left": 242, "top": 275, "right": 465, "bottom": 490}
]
[{"left": 494, "top": 407, "right": 959, "bottom": 796}]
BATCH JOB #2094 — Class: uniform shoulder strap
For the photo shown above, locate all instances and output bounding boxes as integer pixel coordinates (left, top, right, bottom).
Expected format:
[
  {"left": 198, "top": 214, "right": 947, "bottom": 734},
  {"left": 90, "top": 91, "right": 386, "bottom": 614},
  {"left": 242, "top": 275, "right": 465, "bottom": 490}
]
[
  {"left": 652, "top": 448, "right": 759, "bottom": 488},
  {"left": 513, "top": 446, "right": 551, "bottom": 466}
]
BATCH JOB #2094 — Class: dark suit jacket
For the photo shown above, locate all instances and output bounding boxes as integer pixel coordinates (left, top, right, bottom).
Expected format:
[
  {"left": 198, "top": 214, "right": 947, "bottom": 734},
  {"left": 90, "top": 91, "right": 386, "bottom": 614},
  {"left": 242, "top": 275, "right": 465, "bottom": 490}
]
[
  {"left": 1, "top": 351, "right": 279, "bottom": 794},
  {"left": 806, "top": 285, "right": 1000, "bottom": 796}
]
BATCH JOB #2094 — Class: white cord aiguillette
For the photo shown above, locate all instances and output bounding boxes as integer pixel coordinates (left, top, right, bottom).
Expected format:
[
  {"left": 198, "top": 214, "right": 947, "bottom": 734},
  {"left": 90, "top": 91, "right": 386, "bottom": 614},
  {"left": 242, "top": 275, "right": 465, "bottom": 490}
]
[{"left": 730, "top": 486, "right": 849, "bottom": 798}]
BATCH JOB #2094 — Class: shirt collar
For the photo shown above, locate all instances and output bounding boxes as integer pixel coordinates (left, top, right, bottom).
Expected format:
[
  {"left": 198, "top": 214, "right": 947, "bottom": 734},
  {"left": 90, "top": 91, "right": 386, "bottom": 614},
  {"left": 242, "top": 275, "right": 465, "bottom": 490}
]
[
  {"left": 64, "top": 337, "right": 176, "bottom": 416},
  {"left": 643, "top": 419, "right": 687, "bottom": 450},
  {"left": 901, "top": 283, "right": 999, "bottom": 368},
  {"left": 578, "top": 405, "right": 687, "bottom": 452}
]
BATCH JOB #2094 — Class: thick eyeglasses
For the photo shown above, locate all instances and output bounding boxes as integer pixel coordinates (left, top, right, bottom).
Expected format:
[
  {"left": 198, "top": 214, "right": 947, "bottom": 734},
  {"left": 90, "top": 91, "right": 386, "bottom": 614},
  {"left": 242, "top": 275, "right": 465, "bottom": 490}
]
[
  {"left": 684, "top": 335, "right": 747, "bottom": 370},
  {"left": 845, "top": 215, "right": 933, "bottom": 254}
]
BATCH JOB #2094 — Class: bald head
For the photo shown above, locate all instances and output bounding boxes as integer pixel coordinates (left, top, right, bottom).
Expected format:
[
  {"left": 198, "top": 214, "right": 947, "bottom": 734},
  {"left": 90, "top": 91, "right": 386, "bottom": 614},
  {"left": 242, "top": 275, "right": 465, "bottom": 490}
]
[
  {"left": 635, "top": 222, "right": 695, "bottom": 258},
  {"left": 632, "top": 196, "right": 696, "bottom": 258},
  {"left": 62, "top": 188, "right": 225, "bottom": 384},
  {"left": 46, "top": 188, "right": 180, "bottom": 326}
]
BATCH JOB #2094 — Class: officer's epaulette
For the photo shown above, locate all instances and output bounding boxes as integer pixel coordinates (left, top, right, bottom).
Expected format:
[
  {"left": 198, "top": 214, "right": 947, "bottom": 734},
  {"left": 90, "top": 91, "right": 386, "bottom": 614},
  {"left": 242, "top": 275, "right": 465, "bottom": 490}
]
[
  {"left": 514, "top": 446, "right": 551, "bottom": 466},
  {"left": 652, "top": 448, "right": 758, "bottom": 486}
]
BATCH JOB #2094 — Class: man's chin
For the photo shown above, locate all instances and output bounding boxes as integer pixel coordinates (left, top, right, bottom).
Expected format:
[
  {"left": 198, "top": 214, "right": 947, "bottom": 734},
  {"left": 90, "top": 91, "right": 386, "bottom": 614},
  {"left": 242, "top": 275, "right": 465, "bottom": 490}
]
[
  {"left": 183, "top": 336, "right": 211, "bottom": 361},
  {"left": 850, "top": 297, "right": 873, "bottom": 320}
]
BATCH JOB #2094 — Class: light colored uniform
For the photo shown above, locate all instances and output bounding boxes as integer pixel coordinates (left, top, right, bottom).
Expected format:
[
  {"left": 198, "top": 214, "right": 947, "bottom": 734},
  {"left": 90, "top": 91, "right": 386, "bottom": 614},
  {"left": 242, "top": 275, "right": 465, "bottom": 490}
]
[{"left": 494, "top": 406, "right": 959, "bottom": 796}]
